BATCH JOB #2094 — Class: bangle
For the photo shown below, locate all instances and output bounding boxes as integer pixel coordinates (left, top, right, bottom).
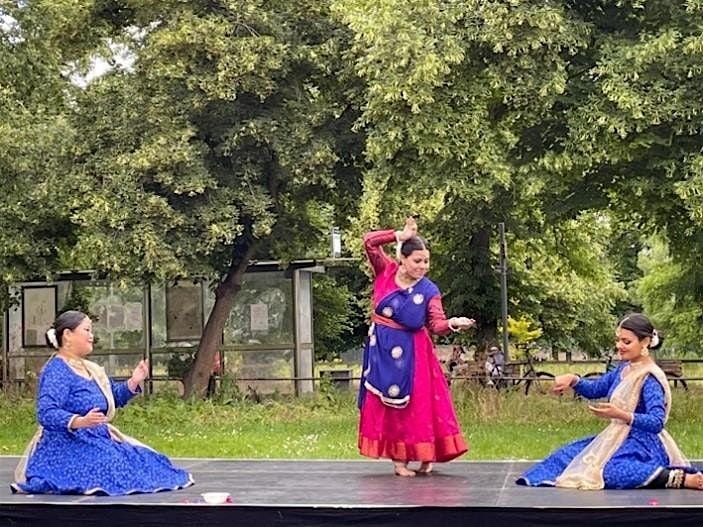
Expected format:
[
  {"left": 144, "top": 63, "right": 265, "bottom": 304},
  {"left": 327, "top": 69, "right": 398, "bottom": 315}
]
[
  {"left": 127, "top": 378, "right": 140, "bottom": 394},
  {"left": 67, "top": 415, "right": 79, "bottom": 431},
  {"left": 395, "top": 231, "right": 403, "bottom": 260}
]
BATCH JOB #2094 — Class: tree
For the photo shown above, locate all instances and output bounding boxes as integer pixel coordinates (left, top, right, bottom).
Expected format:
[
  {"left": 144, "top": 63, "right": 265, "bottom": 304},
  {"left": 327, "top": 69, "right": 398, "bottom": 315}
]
[
  {"left": 1, "top": 1, "right": 362, "bottom": 397},
  {"left": 335, "top": 0, "right": 595, "bottom": 348},
  {"left": 634, "top": 236, "right": 703, "bottom": 356},
  {"left": 88, "top": 1, "right": 361, "bottom": 397},
  {"left": 507, "top": 213, "right": 625, "bottom": 356},
  {"left": 0, "top": 3, "right": 81, "bottom": 310},
  {"left": 336, "top": 0, "right": 703, "bottom": 357},
  {"left": 7, "top": 0, "right": 703, "bottom": 382},
  {"left": 536, "top": 0, "right": 703, "bottom": 334},
  {"left": 312, "top": 268, "right": 366, "bottom": 362}
]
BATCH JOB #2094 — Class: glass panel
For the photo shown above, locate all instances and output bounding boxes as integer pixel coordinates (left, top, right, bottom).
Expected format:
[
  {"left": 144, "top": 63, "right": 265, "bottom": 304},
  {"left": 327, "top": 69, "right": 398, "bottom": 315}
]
[
  {"left": 223, "top": 348, "right": 294, "bottom": 395},
  {"left": 216, "top": 272, "right": 294, "bottom": 347},
  {"left": 6, "top": 280, "right": 146, "bottom": 379},
  {"left": 78, "top": 282, "right": 145, "bottom": 351},
  {"left": 151, "top": 284, "right": 203, "bottom": 348},
  {"left": 89, "top": 351, "right": 143, "bottom": 378}
]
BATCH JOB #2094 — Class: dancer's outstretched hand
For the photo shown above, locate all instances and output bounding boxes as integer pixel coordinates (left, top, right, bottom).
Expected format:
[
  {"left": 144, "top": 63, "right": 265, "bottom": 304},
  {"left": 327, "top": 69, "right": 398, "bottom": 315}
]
[
  {"left": 127, "top": 359, "right": 149, "bottom": 393},
  {"left": 131, "top": 359, "right": 150, "bottom": 383},
  {"left": 552, "top": 374, "right": 578, "bottom": 395},
  {"left": 449, "top": 317, "right": 475, "bottom": 331}
]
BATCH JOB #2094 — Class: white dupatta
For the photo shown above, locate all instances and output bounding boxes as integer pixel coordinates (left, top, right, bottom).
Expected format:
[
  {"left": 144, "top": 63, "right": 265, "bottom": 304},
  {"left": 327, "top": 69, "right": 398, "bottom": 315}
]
[{"left": 556, "top": 361, "right": 689, "bottom": 490}]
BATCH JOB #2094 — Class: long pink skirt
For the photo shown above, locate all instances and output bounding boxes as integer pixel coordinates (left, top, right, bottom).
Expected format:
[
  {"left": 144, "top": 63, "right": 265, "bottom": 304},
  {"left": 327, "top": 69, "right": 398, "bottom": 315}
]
[{"left": 358, "top": 331, "right": 468, "bottom": 462}]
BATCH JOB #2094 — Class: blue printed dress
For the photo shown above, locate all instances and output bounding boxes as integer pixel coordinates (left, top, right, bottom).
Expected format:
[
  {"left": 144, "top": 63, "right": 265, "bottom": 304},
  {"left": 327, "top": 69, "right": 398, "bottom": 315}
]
[
  {"left": 517, "top": 363, "right": 696, "bottom": 489},
  {"left": 11, "top": 357, "right": 193, "bottom": 495}
]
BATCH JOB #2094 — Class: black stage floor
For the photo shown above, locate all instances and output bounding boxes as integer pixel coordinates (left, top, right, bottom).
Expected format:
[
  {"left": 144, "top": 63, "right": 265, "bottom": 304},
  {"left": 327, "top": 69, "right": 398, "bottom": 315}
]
[{"left": 1, "top": 456, "right": 702, "bottom": 526}]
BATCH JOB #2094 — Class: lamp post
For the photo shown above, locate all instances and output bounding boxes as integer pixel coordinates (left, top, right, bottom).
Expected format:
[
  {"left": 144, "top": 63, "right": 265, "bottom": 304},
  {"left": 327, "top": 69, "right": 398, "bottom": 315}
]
[
  {"left": 499, "top": 222, "right": 509, "bottom": 362},
  {"left": 330, "top": 227, "right": 341, "bottom": 258}
]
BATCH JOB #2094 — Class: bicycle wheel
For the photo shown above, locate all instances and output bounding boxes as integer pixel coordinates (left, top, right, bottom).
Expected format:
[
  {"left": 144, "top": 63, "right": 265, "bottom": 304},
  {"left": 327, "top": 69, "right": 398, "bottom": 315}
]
[{"left": 524, "top": 371, "right": 554, "bottom": 395}]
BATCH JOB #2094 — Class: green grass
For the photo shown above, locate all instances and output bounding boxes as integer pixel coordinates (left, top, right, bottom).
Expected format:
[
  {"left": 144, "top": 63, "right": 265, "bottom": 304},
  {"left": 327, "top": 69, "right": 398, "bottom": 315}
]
[{"left": 2, "top": 384, "right": 702, "bottom": 460}]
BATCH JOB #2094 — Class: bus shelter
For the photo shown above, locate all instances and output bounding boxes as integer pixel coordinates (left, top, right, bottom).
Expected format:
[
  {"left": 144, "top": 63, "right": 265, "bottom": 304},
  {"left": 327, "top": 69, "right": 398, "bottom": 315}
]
[{"left": 1, "top": 261, "right": 322, "bottom": 396}]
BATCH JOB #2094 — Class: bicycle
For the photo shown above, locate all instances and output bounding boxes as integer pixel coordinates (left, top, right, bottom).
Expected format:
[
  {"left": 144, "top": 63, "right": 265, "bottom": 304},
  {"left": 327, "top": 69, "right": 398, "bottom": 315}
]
[
  {"left": 487, "top": 349, "right": 554, "bottom": 395},
  {"left": 569, "top": 354, "right": 617, "bottom": 400},
  {"left": 582, "top": 354, "right": 617, "bottom": 381}
]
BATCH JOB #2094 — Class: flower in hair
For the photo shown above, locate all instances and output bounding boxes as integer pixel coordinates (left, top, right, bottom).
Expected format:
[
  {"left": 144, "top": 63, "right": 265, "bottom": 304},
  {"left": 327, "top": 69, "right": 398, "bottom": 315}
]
[
  {"left": 46, "top": 328, "right": 59, "bottom": 349},
  {"left": 650, "top": 329, "right": 660, "bottom": 348}
]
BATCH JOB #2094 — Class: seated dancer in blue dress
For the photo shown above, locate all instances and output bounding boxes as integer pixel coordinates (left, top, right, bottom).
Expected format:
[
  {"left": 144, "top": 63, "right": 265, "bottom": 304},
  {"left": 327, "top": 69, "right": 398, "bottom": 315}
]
[
  {"left": 517, "top": 313, "right": 703, "bottom": 491},
  {"left": 11, "top": 310, "right": 194, "bottom": 495}
]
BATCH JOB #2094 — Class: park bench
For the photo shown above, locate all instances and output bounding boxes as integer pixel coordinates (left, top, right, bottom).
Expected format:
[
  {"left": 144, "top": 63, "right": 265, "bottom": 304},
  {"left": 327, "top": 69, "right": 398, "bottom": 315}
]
[
  {"left": 655, "top": 359, "right": 687, "bottom": 390},
  {"left": 447, "top": 360, "right": 486, "bottom": 385},
  {"left": 656, "top": 359, "right": 683, "bottom": 377}
]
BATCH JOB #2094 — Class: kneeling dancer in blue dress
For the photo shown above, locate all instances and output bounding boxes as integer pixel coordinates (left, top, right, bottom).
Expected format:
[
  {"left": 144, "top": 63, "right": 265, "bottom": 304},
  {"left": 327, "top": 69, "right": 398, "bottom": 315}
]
[
  {"left": 517, "top": 313, "right": 702, "bottom": 490},
  {"left": 11, "top": 310, "right": 194, "bottom": 495}
]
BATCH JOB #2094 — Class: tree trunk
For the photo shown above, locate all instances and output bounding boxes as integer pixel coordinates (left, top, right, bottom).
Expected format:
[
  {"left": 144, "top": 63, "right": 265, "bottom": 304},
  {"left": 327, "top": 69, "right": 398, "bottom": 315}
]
[
  {"left": 182, "top": 242, "right": 257, "bottom": 399},
  {"left": 469, "top": 227, "right": 500, "bottom": 361}
]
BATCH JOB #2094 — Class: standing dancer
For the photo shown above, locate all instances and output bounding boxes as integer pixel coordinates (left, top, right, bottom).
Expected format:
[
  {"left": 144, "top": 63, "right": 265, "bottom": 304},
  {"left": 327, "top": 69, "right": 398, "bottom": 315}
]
[
  {"left": 358, "top": 217, "right": 474, "bottom": 476},
  {"left": 517, "top": 313, "right": 703, "bottom": 490}
]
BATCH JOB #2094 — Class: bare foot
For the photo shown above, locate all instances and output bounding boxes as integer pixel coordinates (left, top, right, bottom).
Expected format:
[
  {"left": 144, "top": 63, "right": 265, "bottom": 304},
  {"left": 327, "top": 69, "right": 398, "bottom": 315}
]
[
  {"left": 684, "top": 472, "right": 703, "bottom": 490},
  {"left": 417, "top": 462, "right": 433, "bottom": 475},
  {"left": 393, "top": 462, "right": 416, "bottom": 477}
]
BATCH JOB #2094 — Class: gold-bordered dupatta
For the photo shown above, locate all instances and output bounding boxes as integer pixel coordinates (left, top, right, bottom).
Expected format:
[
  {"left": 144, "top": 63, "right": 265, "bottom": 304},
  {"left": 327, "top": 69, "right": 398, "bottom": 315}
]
[{"left": 555, "top": 362, "right": 689, "bottom": 490}]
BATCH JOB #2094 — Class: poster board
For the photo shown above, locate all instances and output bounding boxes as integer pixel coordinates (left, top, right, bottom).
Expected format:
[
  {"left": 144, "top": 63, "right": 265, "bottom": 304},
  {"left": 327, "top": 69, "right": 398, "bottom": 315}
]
[
  {"left": 166, "top": 282, "right": 203, "bottom": 341},
  {"left": 22, "top": 285, "right": 58, "bottom": 347}
]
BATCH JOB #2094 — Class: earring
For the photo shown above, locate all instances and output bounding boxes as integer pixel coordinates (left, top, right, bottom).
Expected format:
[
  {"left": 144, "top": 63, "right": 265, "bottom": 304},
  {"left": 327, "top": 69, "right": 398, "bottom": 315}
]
[{"left": 641, "top": 347, "right": 649, "bottom": 357}]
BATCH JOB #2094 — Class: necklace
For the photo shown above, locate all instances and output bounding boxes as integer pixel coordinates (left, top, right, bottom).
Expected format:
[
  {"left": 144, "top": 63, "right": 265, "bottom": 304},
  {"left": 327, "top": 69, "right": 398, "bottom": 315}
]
[
  {"left": 60, "top": 354, "right": 91, "bottom": 377},
  {"left": 396, "top": 269, "right": 417, "bottom": 289},
  {"left": 628, "top": 358, "right": 650, "bottom": 368},
  {"left": 66, "top": 357, "right": 85, "bottom": 368}
]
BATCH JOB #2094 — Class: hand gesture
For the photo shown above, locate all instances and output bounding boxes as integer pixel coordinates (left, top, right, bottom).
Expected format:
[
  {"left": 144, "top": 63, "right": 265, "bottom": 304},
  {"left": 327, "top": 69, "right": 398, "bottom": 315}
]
[
  {"left": 73, "top": 407, "right": 108, "bottom": 429},
  {"left": 449, "top": 317, "right": 476, "bottom": 331},
  {"left": 552, "top": 374, "right": 578, "bottom": 395},
  {"left": 130, "top": 359, "right": 150, "bottom": 384},
  {"left": 398, "top": 217, "right": 417, "bottom": 242},
  {"left": 588, "top": 402, "right": 628, "bottom": 422}
]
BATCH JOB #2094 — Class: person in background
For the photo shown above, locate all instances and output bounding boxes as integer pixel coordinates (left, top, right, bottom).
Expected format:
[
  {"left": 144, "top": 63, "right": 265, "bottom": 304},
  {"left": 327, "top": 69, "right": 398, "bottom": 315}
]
[
  {"left": 517, "top": 313, "right": 702, "bottom": 490},
  {"left": 12, "top": 310, "right": 194, "bottom": 495},
  {"left": 484, "top": 345, "right": 505, "bottom": 383},
  {"left": 358, "top": 217, "right": 474, "bottom": 476},
  {"left": 447, "top": 344, "right": 466, "bottom": 376}
]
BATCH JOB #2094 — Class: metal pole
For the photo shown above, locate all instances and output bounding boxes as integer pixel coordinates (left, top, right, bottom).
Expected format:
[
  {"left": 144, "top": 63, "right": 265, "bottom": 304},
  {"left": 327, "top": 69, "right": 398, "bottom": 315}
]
[
  {"left": 2, "top": 306, "right": 8, "bottom": 393},
  {"left": 499, "top": 223, "right": 510, "bottom": 362},
  {"left": 144, "top": 283, "right": 153, "bottom": 395}
]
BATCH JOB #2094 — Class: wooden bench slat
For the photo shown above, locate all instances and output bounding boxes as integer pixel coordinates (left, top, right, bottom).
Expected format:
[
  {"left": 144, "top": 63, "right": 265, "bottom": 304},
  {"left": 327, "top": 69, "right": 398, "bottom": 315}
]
[{"left": 656, "top": 360, "right": 683, "bottom": 377}]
